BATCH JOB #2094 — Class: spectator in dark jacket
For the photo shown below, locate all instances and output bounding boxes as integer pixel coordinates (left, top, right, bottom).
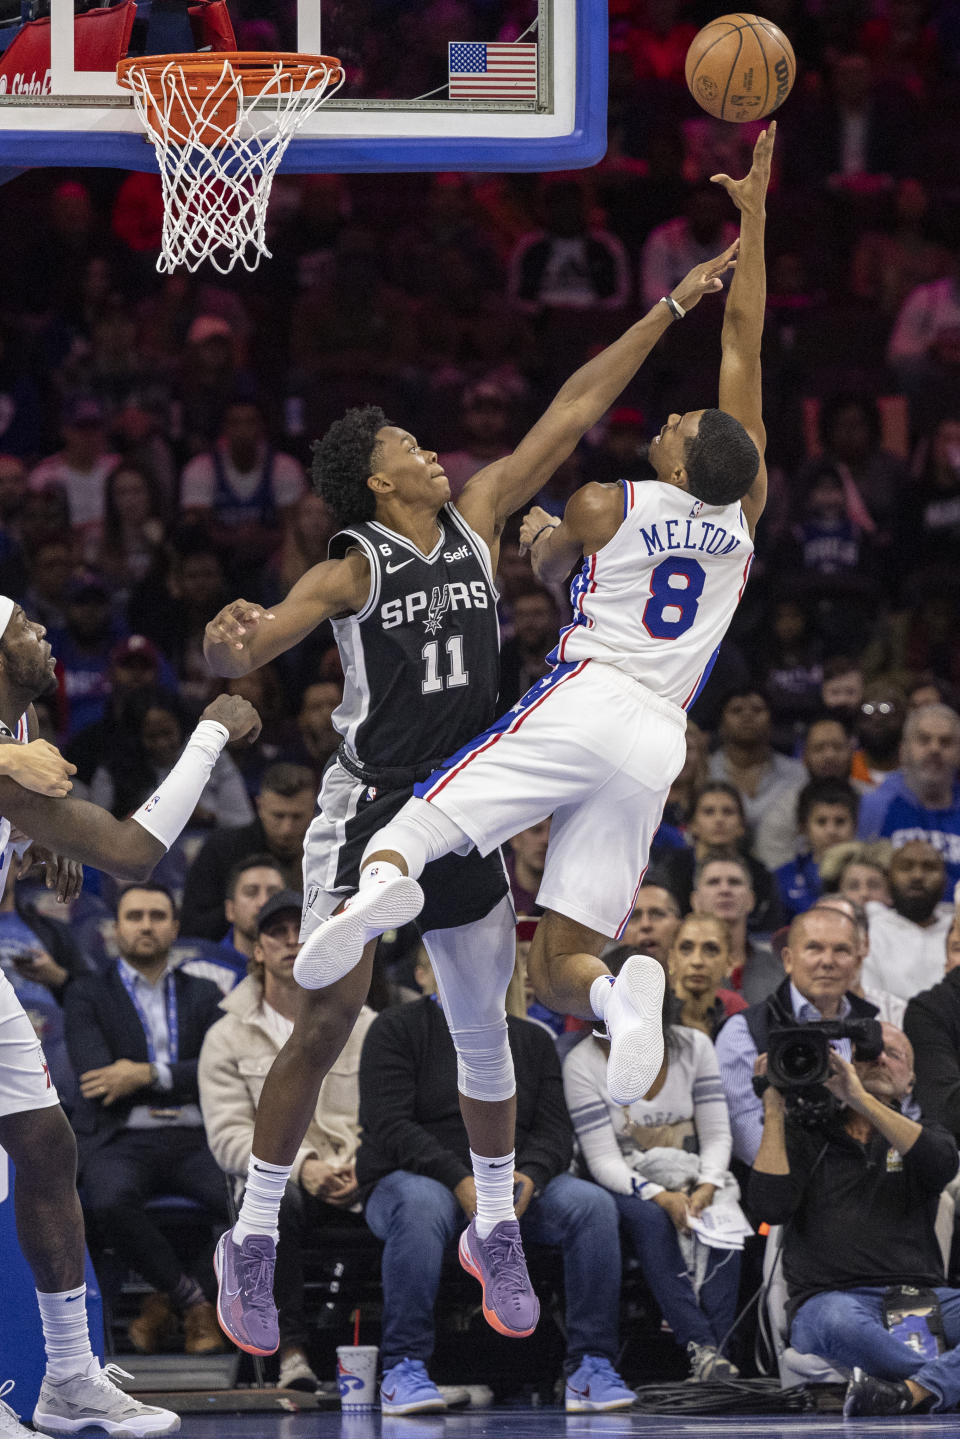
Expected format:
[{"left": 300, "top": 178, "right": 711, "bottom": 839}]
[
  {"left": 357, "top": 993, "right": 635, "bottom": 1416},
  {"left": 905, "top": 917, "right": 960, "bottom": 1139},
  {"left": 64, "top": 883, "right": 227, "bottom": 1356},
  {"left": 179, "top": 763, "right": 315, "bottom": 938}
]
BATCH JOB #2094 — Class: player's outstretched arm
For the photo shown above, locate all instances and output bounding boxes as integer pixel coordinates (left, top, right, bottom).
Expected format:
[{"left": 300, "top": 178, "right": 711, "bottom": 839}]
[
  {"left": 204, "top": 551, "right": 371, "bottom": 678},
  {"left": 712, "top": 122, "right": 775, "bottom": 536},
  {"left": 0, "top": 695, "right": 260, "bottom": 881},
  {"left": 458, "top": 243, "right": 739, "bottom": 544},
  {"left": 520, "top": 485, "right": 624, "bottom": 586}
]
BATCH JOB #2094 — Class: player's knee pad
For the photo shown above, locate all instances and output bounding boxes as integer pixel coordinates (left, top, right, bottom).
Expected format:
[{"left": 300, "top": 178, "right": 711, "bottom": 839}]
[
  {"left": 361, "top": 798, "right": 470, "bottom": 880},
  {"left": 449, "top": 1017, "right": 516, "bottom": 1104}
]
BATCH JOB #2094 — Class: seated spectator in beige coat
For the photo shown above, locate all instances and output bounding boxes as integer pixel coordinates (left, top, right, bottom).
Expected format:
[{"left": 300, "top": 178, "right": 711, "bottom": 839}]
[{"left": 198, "top": 890, "right": 374, "bottom": 1393}]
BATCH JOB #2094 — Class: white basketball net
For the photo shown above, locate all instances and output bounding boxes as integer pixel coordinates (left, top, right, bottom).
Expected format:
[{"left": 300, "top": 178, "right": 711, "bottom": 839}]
[{"left": 120, "top": 57, "right": 344, "bottom": 274}]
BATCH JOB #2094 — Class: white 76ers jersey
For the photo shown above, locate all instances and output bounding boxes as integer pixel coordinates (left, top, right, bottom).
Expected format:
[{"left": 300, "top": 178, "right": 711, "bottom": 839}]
[
  {"left": 548, "top": 479, "right": 754, "bottom": 709},
  {"left": 0, "top": 714, "right": 29, "bottom": 902}
]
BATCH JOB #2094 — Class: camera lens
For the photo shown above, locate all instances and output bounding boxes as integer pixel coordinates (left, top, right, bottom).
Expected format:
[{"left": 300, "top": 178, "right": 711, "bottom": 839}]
[{"left": 779, "top": 1038, "right": 823, "bottom": 1083}]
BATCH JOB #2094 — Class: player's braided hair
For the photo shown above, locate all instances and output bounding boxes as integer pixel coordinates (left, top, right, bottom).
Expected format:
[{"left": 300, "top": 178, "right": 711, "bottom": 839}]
[
  {"left": 311, "top": 405, "right": 394, "bottom": 530},
  {"left": 683, "top": 408, "right": 760, "bottom": 506}
]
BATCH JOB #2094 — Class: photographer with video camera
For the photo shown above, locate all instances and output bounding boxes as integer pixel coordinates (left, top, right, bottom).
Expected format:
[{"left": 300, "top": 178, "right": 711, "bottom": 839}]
[
  {"left": 748, "top": 1022, "right": 960, "bottom": 1417},
  {"left": 716, "top": 908, "right": 880, "bottom": 1166}
]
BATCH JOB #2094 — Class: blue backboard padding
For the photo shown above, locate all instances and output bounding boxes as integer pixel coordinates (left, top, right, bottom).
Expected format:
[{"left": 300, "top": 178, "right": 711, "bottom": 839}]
[{"left": 0, "top": 0, "right": 606, "bottom": 172}]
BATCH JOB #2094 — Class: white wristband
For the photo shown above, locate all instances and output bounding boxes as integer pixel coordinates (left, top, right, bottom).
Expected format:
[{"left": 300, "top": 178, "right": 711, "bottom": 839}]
[{"left": 131, "top": 720, "right": 229, "bottom": 850}]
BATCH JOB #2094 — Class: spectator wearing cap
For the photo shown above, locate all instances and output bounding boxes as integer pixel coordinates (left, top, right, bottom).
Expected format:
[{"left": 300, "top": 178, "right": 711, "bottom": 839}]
[
  {"left": 49, "top": 571, "right": 128, "bottom": 738},
  {"left": 179, "top": 764, "right": 316, "bottom": 939},
  {"left": 180, "top": 398, "right": 306, "bottom": 565},
  {"left": 27, "top": 396, "right": 119, "bottom": 532},
  {"left": 199, "top": 890, "right": 375, "bottom": 1394},
  {"left": 441, "top": 380, "right": 514, "bottom": 498},
  {"left": 64, "top": 635, "right": 173, "bottom": 788},
  {"left": 859, "top": 705, "right": 960, "bottom": 895}
]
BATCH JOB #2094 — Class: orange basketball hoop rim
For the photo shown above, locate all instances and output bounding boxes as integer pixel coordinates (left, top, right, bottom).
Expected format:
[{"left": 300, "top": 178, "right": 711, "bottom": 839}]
[
  {"left": 115, "top": 51, "right": 345, "bottom": 273},
  {"left": 117, "top": 52, "right": 344, "bottom": 149}
]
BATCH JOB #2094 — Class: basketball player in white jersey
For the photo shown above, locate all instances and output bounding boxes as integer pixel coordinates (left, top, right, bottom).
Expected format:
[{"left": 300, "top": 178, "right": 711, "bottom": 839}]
[
  {"left": 297, "top": 127, "right": 776, "bottom": 1191},
  {"left": 0, "top": 597, "right": 260, "bottom": 1439}
]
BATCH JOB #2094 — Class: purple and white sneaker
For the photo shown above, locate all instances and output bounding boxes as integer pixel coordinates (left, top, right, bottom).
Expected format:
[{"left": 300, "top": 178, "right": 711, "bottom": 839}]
[
  {"left": 458, "top": 1218, "right": 539, "bottom": 1338},
  {"left": 214, "top": 1228, "right": 279, "bottom": 1356}
]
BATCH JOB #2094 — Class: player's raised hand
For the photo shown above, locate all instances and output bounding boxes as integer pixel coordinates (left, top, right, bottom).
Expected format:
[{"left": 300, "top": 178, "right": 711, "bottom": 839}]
[
  {"left": 710, "top": 120, "right": 776, "bottom": 214},
  {"left": 202, "top": 693, "right": 263, "bottom": 746},
  {"left": 204, "top": 598, "right": 275, "bottom": 654},
  {"left": 671, "top": 237, "right": 740, "bottom": 312}
]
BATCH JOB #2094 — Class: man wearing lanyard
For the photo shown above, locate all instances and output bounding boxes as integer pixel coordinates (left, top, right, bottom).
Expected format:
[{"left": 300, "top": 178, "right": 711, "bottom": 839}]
[{"left": 64, "top": 885, "right": 228, "bottom": 1359}]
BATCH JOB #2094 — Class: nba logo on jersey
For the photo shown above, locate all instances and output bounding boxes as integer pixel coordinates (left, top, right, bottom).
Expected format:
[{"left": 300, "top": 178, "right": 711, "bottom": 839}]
[
  {"left": 366, "top": 786, "right": 378, "bottom": 801},
  {"left": 688, "top": 500, "right": 704, "bottom": 517}
]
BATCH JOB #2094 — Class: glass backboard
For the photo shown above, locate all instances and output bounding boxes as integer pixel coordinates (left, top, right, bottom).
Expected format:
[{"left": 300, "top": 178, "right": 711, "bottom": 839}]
[{"left": 0, "top": 0, "right": 606, "bottom": 172}]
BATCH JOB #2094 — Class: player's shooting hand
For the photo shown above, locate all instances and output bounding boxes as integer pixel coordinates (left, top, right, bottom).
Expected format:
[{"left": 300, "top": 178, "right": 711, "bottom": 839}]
[
  {"left": 0, "top": 739, "right": 76, "bottom": 797},
  {"left": 671, "top": 238, "right": 740, "bottom": 312},
  {"left": 710, "top": 120, "right": 776, "bottom": 215},
  {"left": 204, "top": 599, "right": 275, "bottom": 654}
]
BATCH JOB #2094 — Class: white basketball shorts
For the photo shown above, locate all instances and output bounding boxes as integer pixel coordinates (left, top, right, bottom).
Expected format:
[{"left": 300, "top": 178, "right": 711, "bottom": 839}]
[
  {"left": 0, "top": 970, "right": 60, "bottom": 1117},
  {"left": 415, "top": 658, "right": 687, "bottom": 938}
]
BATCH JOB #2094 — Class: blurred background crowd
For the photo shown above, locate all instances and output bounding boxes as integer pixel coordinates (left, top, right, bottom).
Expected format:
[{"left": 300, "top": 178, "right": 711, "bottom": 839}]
[{"left": 2, "top": 0, "right": 960, "bottom": 1401}]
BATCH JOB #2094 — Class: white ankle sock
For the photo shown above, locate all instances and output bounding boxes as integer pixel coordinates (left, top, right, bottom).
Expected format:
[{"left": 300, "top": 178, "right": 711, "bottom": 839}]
[
  {"left": 234, "top": 1155, "right": 290, "bottom": 1244},
  {"left": 471, "top": 1149, "right": 517, "bottom": 1238},
  {"left": 36, "top": 1286, "right": 97, "bottom": 1381},
  {"left": 359, "top": 861, "right": 404, "bottom": 890},
  {"left": 590, "top": 973, "right": 615, "bottom": 1022}
]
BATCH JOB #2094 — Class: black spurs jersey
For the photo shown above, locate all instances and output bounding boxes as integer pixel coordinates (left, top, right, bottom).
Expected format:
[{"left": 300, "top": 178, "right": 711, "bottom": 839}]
[{"left": 329, "top": 504, "right": 500, "bottom": 771}]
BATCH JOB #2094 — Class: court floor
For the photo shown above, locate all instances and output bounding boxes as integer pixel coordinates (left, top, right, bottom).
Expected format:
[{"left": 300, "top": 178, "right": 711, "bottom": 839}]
[{"left": 173, "top": 1412, "right": 960, "bottom": 1439}]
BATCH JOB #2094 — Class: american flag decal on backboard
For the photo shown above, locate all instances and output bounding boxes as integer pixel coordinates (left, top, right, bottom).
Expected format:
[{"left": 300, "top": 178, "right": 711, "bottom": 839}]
[{"left": 449, "top": 42, "right": 538, "bottom": 100}]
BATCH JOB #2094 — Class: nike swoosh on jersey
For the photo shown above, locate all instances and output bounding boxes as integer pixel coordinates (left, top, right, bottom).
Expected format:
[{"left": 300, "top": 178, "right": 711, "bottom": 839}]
[{"left": 385, "top": 559, "right": 414, "bottom": 573}]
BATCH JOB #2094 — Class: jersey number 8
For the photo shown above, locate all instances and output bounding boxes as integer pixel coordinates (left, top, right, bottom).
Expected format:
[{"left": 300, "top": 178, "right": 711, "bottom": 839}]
[{"left": 641, "top": 558, "right": 707, "bottom": 640}]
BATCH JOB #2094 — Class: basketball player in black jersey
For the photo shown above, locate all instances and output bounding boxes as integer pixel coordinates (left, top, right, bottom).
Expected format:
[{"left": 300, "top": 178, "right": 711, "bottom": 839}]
[{"left": 205, "top": 244, "right": 738, "bottom": 1373}]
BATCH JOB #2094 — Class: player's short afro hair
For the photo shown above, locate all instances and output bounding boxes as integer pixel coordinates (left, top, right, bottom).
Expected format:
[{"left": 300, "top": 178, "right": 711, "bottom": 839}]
[
  {"left": 683, "top": 408, "right": 760, "bottom": 507},
  {"left": 311, "top": 405, "right": 394, "bottom": 530}
]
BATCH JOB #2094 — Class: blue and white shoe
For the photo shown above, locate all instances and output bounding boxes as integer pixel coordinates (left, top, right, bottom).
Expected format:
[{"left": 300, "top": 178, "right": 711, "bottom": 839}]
[
  {"left": 565, "top": 1355, "right": 636, "bottom": 1412},
  {"left": 380, "top": 1359, "right": 447, "bottom": 1416}
]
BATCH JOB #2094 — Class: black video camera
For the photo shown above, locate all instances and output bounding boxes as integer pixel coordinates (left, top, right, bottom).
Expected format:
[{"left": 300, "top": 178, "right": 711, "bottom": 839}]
[{"left": 766, "top": 1018, "right": 884, "bottom": 1091}]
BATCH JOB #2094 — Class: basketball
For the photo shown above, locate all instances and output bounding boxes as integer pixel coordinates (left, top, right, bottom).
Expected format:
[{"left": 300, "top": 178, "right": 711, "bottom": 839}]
[{"left": 685, "top": 14, "right": 796, "bottom": 123}]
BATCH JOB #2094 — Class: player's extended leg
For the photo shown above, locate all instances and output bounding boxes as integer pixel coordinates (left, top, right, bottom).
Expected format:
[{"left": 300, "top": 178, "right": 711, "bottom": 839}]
[
  {"left": 214, "top": 942, "right": 376, "bottom": 1357},
  {"left": 422, "top": 895, "right": 539, "bottom": 1337},
  {"left": 527, "top": 910, "right": 665, "bottom": 1106},
  {"left": 0, "top": 1105, "right": 180, "bottom": 1438}
]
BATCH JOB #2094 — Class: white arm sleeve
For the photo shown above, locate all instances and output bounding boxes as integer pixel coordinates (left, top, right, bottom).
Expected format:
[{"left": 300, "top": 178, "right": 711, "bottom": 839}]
[
  {"left": 131, "top": 721, "right": 229, "bottom": 850},
  {"left": 690, "top": 1031, "right": 734, "bottom": 1188}
]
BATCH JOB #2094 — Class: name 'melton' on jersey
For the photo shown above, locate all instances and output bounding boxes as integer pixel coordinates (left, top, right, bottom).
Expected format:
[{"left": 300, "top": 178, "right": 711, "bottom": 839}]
[
  {"left": 548, "top": 479, "right": 754, "bottom": 710},
  {"left": 329, "top": 504, "right": 500, "bottom": 770}
]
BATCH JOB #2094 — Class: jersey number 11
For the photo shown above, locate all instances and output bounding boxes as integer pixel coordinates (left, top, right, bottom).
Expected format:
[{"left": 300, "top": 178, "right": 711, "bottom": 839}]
[{"left": 421, "top": 636, "right": 469, "bottom": 694}]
